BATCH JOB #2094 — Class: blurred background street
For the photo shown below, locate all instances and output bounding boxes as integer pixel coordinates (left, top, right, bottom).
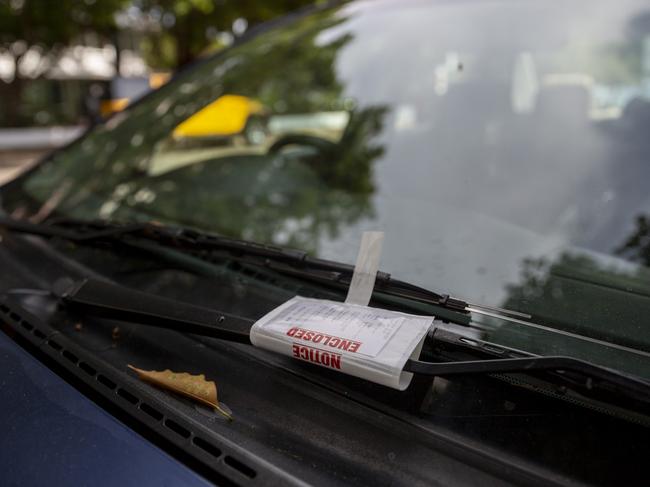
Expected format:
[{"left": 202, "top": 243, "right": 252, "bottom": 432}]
[{"left": 0, "top": 0, "right": 313, "bottom": 183}]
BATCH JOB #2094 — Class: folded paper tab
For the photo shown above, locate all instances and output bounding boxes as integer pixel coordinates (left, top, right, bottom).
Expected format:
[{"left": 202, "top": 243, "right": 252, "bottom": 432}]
[
  {"left": 345, "top": 231, "right": 384, "bottom": 306},
  {"left": 250, "top": 296, "right": 433, "bottom": 390}
]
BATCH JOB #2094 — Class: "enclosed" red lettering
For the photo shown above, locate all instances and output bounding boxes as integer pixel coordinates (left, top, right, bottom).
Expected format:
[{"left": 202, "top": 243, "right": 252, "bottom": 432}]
[{"left": 286, "top": 327, "right": 362, "bottom": 354}]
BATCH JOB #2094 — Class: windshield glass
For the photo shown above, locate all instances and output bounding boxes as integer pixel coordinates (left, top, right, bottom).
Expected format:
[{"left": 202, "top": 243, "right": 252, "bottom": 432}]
[{"left": 4, "top": 0, "right": 650, "bottom": 357}]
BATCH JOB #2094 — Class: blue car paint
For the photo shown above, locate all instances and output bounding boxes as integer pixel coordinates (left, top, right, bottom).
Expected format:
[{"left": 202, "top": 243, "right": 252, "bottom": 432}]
[{"left": 0, "top": 331, "right": 213, "bottom": 487}]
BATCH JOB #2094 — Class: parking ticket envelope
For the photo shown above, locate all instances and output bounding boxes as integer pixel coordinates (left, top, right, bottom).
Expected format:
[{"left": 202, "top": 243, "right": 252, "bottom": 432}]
[{"left": 250, "top": 296, "right": 434, "bottom": 390}]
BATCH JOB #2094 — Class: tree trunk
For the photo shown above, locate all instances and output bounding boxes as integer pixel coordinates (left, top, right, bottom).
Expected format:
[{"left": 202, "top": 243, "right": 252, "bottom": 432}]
[
  {"left": 174, "top": 10, "right": 198, "bottom": 69},
  {"left": 3, "top": 69, "right": 24, "bottom": 127}
]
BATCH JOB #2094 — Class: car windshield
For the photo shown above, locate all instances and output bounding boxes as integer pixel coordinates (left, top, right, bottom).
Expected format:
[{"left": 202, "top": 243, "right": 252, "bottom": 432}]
[{"left": 3, "top": 0, "right": 650, "bottom": 363}]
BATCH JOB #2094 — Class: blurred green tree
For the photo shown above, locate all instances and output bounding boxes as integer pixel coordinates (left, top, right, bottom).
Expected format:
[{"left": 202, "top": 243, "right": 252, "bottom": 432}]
[
  {"left": 0, "top": 0, "right": 128, "bottom": 124},
  {"left": 134, "top": 0, "right": 316, "bottom": 69}
]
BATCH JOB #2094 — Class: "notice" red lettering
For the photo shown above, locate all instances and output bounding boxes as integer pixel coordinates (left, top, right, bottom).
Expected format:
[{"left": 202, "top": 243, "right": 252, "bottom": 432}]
[{"left": 292, "top": 344, "right": 341, "bottom": 370}]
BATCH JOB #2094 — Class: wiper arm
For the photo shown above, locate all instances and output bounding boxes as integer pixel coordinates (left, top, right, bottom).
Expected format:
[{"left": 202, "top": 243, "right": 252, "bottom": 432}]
[
  {"left": 405, "top": 352, "right": 650, "bottom": 403},
  {"left": 0, "top": 216, "right": 490, "bottom": 317},
  {"left": 47, "top": 278, "right": 650, "bottom": 412},
  {"left": 53, "top": 277, "right": 253, "bottom": 344}
]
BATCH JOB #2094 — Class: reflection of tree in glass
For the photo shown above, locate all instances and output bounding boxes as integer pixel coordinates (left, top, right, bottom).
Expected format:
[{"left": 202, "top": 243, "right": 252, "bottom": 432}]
[
  {"left": 219, "top": 13, "right": 352, "bottom": 113},
  {"left": 117, "top": 104, "right": 387, "bottom": 254},
  {"left": 284, "top": 106, "right": 389, "bottom": 195},
  {"left": 13, "top": 6, "right": 392, "bottom": 255},
  {"left": 616, "top": 215, "right": 650, "bottom": 266},
  {"left": 13, "top": 7, "right": 358, "bottom": 223},
  {"left": 319, "top": 107, "right": 388, "bottom": 195},
  {"left": 499, "top": 252, "right": 650, "bottom": 353}
]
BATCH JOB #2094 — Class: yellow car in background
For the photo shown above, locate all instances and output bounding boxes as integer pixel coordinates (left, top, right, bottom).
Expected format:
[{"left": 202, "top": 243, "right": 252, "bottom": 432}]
[
  {"left": 97, "top": 73, "right": 267, "bottom": 145},
  {"left": 172, "top": 94, "right": 269, "bottom": 145}
]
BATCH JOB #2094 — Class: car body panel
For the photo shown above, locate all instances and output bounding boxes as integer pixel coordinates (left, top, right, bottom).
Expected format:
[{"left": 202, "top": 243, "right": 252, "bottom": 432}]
[{"left": 0, "top": 330, "right": 212, "bottom": 487}]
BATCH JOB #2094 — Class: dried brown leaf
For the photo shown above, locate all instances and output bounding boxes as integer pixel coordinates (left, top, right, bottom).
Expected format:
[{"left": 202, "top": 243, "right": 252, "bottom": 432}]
[{"left": 128, "top": 365, "right": 232, "bottom": 420}]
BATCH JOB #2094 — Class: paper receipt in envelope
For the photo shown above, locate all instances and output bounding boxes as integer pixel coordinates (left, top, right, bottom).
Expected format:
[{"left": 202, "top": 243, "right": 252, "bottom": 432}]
[{"left": 250, "top": 296, "right": 434, "bottom": 390}]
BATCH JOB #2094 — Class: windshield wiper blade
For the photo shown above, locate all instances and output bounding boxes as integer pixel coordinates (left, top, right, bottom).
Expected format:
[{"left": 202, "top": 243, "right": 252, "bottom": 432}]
[
  {"left": 0, "top": 216, "right": 484, "bottom": 317},
  {"left": 0, "top": 215, "right": 148, "bottom": 241},
  {"left": 49, "top": 278, "right": 650, "bottom": 410}
]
